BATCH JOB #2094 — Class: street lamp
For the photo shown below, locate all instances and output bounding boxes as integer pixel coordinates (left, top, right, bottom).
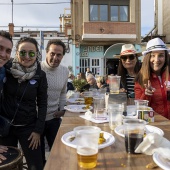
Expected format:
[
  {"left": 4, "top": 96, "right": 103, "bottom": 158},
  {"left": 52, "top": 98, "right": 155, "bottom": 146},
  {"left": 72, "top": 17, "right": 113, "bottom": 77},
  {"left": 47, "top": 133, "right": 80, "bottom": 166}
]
[{"left": 11, "top": 0, "right": 13, "bottom": 23}]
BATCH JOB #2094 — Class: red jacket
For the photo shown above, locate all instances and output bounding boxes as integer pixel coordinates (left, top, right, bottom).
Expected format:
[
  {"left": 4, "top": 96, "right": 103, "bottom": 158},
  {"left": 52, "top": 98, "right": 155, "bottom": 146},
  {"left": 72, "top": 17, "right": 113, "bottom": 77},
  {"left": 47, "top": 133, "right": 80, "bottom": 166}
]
[{"left": 135, "top": 71, "right": 170, "bottom": 119}]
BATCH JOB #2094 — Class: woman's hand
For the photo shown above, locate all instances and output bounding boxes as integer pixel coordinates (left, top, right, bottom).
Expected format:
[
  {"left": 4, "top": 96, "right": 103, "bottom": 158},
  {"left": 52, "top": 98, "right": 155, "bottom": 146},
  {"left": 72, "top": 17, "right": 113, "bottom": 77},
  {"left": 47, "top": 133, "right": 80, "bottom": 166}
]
[
  {"left": 144, "top": 80, "right": 155, "bottom": 96},
  {"left": 119, "top": 88, "right": 127, "bottom": 93},
  {"left": 28, "top": 132, "right": 40, "bottom": 150}
]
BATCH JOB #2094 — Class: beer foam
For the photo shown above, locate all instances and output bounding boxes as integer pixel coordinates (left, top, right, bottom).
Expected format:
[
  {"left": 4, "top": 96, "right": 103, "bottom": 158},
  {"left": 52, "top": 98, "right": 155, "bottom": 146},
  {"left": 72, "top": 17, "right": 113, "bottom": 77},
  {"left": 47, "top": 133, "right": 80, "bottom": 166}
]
[{"left": 77, "top": 147, "right": 98, "bottom": 156}]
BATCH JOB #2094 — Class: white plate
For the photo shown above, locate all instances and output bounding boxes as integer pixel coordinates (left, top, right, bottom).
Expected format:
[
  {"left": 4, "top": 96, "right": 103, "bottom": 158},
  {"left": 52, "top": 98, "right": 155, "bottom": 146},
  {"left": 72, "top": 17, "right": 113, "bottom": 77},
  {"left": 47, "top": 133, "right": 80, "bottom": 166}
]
[
  {"left": 67, "top": 98, "right": 85, "bottom": 104},
  {"left": 61, "top": 131, "right": 115, "bottom": 149},
  {"left": 114, "top": 125, "right": 164, "bottom": 137},
  {"left": 64, "top": 105, "right": 93, "bottom": 112},
  {"left": 153, "top": 152, "right": 170, "bottom": 170}
]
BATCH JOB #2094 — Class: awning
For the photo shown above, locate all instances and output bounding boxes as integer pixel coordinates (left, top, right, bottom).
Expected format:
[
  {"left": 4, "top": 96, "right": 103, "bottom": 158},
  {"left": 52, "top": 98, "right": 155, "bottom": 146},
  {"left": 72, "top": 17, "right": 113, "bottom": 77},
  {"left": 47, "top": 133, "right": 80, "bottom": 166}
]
[{"left": 104, "top": 43, "right": 125, "bottom": 58}]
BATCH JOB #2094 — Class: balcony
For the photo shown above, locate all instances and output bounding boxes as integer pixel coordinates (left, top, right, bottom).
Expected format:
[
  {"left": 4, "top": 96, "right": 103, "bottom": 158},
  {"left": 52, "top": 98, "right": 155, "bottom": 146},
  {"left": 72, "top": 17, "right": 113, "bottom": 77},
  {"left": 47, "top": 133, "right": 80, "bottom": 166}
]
[{"left": 82, "top": 22, "right": 137, "bottom": 42}]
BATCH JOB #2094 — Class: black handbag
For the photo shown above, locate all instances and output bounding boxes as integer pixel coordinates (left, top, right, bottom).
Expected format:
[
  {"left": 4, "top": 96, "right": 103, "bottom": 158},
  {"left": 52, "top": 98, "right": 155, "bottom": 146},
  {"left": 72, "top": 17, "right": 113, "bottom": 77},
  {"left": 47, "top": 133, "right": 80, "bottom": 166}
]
[{"left": 0, "top": 82, "right": 29, "bottom": 137}]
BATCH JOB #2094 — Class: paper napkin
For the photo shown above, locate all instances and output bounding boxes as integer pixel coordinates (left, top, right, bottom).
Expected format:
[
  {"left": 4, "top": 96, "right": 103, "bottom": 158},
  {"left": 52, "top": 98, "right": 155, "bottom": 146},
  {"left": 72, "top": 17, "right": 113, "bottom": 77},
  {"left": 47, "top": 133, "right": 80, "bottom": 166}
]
[
  {"left": 79, "top": 110, "right": 109, "bottom": 123},
  {"left": 135, "top": 133, "right": 170, "bottom": 160}
]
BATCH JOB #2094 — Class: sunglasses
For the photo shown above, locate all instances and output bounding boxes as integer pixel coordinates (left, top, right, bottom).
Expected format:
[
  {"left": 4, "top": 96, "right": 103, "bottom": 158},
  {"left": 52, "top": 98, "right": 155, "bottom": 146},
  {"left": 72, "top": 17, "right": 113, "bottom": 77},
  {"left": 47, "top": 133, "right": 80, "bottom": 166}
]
[
  {"left": 120, "top": 55, "right": 136, "bottom": 61},
  {"left": 19, "top": 50, "right": 36, "bottom": 58}
]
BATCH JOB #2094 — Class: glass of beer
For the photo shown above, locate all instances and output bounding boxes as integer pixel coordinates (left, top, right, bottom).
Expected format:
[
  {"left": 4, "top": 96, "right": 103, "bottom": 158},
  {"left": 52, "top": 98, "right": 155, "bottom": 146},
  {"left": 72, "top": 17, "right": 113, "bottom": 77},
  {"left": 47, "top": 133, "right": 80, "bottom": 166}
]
[
  {"left": 123, "top": 119, "right": 146, "bottom": 154},
  {"left": 83, "top": 91, "right": 93, "bottom": 105},
  {"left": 74, "top": 126, "right": 101, "bottom": 169}
]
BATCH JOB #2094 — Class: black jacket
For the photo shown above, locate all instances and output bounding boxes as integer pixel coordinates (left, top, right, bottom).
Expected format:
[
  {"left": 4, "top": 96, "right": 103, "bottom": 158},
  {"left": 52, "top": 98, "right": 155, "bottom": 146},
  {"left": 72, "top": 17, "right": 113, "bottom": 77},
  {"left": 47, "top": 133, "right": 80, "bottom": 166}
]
[{"left": 1, "top": 61, "right": 48, "bottom": 134}]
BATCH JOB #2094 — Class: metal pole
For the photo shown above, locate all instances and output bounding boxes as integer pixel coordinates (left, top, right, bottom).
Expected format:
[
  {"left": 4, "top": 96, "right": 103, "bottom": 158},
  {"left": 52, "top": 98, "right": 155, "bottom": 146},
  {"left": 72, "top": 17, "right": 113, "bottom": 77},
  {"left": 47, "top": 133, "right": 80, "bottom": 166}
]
[{"left": 11, "top": 0, "right": 13, "bottom": 23}]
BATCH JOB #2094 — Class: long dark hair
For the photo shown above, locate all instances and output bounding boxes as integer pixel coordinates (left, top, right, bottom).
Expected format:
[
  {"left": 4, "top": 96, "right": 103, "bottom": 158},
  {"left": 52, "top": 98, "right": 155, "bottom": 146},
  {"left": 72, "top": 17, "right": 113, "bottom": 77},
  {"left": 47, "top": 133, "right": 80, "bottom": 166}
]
[{"left": 117, "top": 55, "right": 141, "bottom": 88}]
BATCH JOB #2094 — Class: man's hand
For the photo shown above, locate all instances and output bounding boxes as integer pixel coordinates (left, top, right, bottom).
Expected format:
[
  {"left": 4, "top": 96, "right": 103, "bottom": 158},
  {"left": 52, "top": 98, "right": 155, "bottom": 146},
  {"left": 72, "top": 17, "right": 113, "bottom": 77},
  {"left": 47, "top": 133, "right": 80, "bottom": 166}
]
[
  {"left": 53, "top": 110, "right": 65, "bottom": 118},
  {"left": 28, "top": 132, "right": 40, "bottom": 150},
  {"left": 0, "top": 145, "right": 8, "bottom": 163}
]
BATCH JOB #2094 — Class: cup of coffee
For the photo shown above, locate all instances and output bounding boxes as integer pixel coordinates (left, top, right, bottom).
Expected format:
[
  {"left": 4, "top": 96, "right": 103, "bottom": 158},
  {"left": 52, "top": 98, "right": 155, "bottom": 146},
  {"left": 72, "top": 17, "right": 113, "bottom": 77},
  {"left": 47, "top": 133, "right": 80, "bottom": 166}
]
[
  {"left": 74, "top": 126, "right": 101, "bottom": 169},
  {"left": 123, "top": 119, "right": 146, "bottom": 154}
]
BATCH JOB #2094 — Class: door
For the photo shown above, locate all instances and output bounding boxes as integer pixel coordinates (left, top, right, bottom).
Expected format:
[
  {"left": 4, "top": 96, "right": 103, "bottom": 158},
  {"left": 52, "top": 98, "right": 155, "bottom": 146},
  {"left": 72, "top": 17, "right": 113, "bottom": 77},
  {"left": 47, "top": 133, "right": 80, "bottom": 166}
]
[{"left": 80, "top": 58, "right": 102, "bottom": 75}]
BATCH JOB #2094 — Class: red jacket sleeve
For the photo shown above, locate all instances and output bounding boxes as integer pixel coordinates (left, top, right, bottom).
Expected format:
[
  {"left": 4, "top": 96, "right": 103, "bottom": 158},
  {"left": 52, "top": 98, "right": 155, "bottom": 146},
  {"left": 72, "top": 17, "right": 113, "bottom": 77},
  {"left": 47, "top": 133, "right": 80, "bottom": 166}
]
[{"left": 134, "top": 82, "right": 151, "bottom": 102}]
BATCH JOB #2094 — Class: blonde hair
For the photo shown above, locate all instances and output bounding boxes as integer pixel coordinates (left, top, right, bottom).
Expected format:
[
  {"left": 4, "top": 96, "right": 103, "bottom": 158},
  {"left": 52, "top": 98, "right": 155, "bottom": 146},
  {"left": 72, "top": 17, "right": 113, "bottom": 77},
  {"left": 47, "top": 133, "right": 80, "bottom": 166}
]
[{"left": 96, "top": 76, "right": 105, "bottom": 84}]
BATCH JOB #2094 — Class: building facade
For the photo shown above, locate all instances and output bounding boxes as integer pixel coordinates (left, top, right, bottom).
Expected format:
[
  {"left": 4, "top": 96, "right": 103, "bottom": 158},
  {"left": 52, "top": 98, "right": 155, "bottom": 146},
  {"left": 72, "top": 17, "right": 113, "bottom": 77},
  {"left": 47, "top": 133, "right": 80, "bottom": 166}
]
[{"left": 70, "top": 0, "right": 141, "bottom": 76}]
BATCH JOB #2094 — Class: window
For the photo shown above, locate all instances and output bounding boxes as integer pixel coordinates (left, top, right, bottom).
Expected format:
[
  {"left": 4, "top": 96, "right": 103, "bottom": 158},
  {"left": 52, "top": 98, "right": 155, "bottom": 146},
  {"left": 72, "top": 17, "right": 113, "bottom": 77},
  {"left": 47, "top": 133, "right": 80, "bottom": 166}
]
[
  {"left": 111, "top": 6, "right": 128, "bottom": 21},
  {"left": 89, "top": 0, "right": 129, "bottom": 22},
  {"left": 90, "top": 5, "right": 108, "bottom": 21}
]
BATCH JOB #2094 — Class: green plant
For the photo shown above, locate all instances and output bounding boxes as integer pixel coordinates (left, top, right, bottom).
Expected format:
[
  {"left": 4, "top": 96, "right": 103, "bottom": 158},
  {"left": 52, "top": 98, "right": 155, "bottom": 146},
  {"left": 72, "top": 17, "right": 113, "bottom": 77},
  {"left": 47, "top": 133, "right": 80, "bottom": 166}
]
[{"left": 72, "top": 79, "right": 87, "bottom": 92}]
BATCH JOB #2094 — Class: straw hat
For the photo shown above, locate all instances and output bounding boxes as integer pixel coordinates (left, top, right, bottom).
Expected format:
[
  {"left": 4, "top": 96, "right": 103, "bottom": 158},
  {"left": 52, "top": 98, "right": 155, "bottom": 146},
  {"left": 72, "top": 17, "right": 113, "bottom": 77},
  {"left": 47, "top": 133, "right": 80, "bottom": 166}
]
[
  {"left": 117, "top": 44, "right": 142, "bottom": 57},
  {"left": 142, "top": 37, "right": 170, "bottom": 56}
]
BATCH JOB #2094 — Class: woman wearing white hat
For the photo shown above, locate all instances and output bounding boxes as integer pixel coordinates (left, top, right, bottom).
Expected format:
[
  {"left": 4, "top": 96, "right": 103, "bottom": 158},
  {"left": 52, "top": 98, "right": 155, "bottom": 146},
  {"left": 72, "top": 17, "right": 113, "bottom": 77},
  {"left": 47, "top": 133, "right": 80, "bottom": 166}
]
[
  {"left": 135, "top": 37, "right": 170, "bottom": 119},
  {"left": 117, "top": 44, "right": 141, "bottom": 98}
]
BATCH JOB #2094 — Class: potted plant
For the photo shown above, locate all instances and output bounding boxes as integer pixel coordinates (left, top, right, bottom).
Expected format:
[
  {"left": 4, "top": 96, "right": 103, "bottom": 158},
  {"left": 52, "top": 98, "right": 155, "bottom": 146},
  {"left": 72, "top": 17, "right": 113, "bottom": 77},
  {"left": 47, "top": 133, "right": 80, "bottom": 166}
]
[{"left": 72, "top": 79, "right": 87, "bottom": 92}]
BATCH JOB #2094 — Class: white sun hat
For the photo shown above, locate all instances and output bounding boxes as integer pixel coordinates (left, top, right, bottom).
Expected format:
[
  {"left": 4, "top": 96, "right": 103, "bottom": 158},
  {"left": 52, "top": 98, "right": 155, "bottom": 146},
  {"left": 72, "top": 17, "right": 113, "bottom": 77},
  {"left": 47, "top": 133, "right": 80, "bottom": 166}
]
[
  {"left": 117, "top": 44, "right": 142, "bottom": 57},
  {"left": 142, "top": 37, "right": 170, "bottom": 56}
]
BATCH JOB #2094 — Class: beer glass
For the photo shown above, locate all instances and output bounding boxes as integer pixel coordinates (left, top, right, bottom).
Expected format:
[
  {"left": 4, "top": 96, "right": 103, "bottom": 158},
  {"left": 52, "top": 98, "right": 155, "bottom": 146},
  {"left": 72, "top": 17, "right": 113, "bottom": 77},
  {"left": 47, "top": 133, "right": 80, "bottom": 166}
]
[
  {"left": 83, "top": 91, "right": 93, "bottom": 105},
  {"left": 74, "top": 126, "right": 101, "bottom": 169}
]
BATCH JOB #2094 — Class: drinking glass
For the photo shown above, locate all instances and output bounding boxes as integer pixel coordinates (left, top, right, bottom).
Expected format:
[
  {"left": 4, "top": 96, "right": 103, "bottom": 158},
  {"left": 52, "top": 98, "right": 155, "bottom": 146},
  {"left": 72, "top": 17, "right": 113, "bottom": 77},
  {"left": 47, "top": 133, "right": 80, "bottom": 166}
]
[
  {"left": 123, "top": 119, "right": 146, "bottom": 154},
  {"left": 108, "top": 76, "right": 121, "bottom": 94},
  {"left": 134, "top": 99, "right": 149, "bottom": 110},
  {"left": 83, "top": 91, "right": 93, "bottom": 105},
  {"left": 74, "top": 126, "right": 101, "bottom": 169},
  {"left": 93, "top": 95, "right": 107, "bottom": 120},
  {"left": 108, "top": 104, "right": 123, "bottom": 130}
]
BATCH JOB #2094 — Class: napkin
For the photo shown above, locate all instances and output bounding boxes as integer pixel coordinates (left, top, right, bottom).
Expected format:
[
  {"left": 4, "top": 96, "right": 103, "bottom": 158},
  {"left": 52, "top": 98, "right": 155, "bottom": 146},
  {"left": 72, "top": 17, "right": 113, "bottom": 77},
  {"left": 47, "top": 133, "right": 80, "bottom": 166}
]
[
  {"left": 79, "top": 110, "right": 109, "bottom": 123},
  {"left": 135, "top": 133, "right": 170, "bottom": 160}
]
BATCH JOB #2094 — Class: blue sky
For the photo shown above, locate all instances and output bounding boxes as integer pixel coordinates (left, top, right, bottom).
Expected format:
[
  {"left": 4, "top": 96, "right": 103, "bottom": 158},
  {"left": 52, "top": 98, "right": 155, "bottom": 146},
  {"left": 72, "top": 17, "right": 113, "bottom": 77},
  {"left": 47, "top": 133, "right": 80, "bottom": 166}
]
[
  {"left": 0, "top": 0, "right": 154, "bottom": 36},
  {"left": 141, "top": 0, "right": 154, "bottom": 36}
]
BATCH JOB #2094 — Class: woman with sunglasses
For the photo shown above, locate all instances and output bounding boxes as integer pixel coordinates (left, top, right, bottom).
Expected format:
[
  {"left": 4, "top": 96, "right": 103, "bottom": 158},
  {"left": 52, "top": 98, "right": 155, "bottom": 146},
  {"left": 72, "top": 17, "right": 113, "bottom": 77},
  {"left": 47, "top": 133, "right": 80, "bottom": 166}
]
[
  {"left": 135, "top": 38, "right": 170, "bottom": 119},
  {"left": 0, "top": 37, "right": 47, "bottom": 170},
  {"left": 117, "top": 44, "right": 141, "bottom": 98}
]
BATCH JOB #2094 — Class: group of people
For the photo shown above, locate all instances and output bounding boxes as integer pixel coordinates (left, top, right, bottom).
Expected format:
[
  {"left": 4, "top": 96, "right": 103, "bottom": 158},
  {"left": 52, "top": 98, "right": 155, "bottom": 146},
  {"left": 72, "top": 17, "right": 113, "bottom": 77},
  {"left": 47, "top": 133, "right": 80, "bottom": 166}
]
[
  {"left": 118, "top": 38, "right": 170, "bottom": 119},
  {"left": 0, "top": 30, "right": 68, "bottom": 169},
  {"left": 0, "top": 29, "right": 170, "bottom": 169}
]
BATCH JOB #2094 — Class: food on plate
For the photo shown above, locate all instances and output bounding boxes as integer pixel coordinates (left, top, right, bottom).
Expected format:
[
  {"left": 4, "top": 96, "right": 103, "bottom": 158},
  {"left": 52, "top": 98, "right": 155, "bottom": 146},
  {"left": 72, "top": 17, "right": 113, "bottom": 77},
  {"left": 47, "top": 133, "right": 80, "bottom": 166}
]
[
  {"left": 69, "top": 136, "right": 75, "bottom": 142},
  {"left": 146, "top": 162, "right": 158, "bottom": 169},
  {"left": 98, "top": 132, "right": 106, "bottom": 144},
  {"left": 82, "top": 105, "right": 90, "bottom": 110},
  {"left": 75, "top": 98, "right": 84, "bottom": 102}
]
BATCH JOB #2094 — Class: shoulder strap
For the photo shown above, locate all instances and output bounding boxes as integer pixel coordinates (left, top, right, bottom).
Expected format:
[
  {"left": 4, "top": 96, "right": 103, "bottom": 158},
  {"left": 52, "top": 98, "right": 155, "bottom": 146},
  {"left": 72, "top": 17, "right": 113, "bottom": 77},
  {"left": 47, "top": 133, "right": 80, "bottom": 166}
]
[{"left": 11, "top": 81, "right": 29, "bottom": 124}]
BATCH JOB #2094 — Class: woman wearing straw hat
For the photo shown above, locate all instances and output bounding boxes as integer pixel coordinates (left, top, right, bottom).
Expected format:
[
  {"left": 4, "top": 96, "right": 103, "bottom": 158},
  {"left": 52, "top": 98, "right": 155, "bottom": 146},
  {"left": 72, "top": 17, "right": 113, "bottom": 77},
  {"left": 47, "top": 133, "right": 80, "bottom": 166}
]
[
  {"left": 117, "top": 44, "right": 141, "bottom": 98},
  {"left": 135, "top": 37, "right": 170, "bottom": 119}
]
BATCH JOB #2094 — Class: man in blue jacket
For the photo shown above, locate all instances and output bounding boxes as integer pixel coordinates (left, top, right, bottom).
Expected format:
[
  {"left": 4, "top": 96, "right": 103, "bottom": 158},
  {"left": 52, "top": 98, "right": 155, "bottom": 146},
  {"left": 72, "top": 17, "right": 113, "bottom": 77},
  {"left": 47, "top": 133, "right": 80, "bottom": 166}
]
[
  {"left": 0, "top": 30, "right": 13, "bottom": 92},
  {"left": 0, "top": 31, "right": 13, "bottom": 164}
]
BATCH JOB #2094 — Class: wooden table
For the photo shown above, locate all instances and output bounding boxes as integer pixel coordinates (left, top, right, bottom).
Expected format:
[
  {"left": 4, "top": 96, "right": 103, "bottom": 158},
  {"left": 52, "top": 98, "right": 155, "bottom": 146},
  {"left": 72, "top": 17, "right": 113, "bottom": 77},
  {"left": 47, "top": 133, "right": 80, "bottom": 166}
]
[{"left": 44, "top": 110, "right": 170, "bottom": 170}]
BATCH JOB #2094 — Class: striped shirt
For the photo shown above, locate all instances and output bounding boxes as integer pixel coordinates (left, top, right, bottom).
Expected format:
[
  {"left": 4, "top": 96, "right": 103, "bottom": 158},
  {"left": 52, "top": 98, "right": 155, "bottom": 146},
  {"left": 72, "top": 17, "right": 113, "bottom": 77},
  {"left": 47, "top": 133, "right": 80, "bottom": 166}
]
[{"left": 126, "top": 74, "right": 135, "bottom": 98}]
